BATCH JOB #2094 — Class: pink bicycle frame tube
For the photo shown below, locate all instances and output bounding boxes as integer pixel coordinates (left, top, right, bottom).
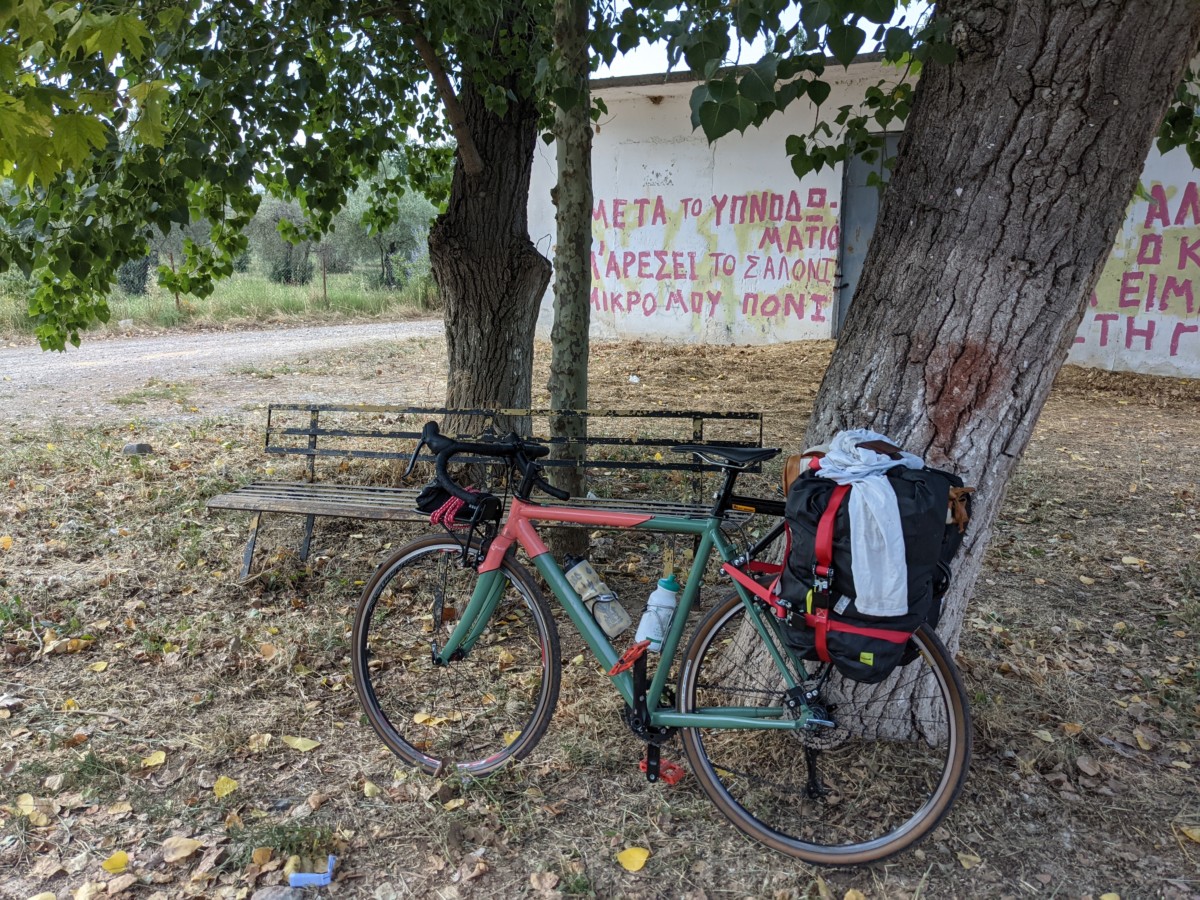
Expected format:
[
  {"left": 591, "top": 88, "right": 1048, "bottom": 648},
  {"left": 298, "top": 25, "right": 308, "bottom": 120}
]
[{"left": 478, "top": 498, "right": 653, "bottom": 571}]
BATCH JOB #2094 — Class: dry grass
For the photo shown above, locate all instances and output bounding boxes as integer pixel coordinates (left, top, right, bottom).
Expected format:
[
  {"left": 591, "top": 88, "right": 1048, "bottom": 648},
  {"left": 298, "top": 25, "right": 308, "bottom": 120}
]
[{"left": 1, "top": 336, "right": 1197, "bottom": 899}]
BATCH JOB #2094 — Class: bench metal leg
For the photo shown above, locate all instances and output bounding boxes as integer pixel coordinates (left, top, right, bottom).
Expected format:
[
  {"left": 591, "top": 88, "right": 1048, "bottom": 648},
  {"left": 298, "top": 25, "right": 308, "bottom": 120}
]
[
  {"left": 299, "top": 514, "right": 315, "bottom": 563},
  {"left": 240, "top": 512, "right": 262, "bottom": 580}
]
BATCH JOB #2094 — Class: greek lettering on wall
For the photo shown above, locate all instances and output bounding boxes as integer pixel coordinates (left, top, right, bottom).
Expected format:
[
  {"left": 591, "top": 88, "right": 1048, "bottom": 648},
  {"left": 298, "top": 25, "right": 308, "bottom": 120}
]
[
  {"left": 1071, "top": 163, "right": 1200, "bottom": 376},
  {"left": 589, "top": 187, "right": 839, "bottom": 342}
]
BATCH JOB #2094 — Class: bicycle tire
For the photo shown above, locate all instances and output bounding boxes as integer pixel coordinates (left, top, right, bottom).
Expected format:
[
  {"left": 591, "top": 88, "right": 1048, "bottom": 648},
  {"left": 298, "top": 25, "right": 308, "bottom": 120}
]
[
  {"left": 678, "top": 593, "right": 971, "bottom": 866},
  {"left": 352, "top": 534, "right": 561, "bottom": 777}
]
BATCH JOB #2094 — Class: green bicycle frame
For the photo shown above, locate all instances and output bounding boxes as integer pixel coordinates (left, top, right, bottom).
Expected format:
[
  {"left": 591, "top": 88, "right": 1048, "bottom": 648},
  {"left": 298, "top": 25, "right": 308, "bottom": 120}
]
[{"left": 435, "top": 499, "right": 812, "bottom": 732}]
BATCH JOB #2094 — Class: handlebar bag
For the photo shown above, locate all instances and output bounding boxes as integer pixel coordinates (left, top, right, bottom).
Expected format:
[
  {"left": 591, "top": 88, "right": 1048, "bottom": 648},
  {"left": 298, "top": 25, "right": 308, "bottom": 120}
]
[{"left": 778, "top": 464, "right": 970, "bottom": 684}]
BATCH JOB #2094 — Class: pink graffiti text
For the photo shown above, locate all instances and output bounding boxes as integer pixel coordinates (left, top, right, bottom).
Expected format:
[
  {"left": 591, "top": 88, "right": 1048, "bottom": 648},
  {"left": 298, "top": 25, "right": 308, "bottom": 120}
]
[{"left": 1074, "top": 312, "right": 1198, "bottom": 357}]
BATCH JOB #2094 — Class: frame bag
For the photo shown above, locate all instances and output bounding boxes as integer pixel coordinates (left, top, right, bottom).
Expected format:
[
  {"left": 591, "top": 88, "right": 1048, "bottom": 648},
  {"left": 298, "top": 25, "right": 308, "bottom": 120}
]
[{"left": 779, "top": 459, "right": 971, "bottom": 684}]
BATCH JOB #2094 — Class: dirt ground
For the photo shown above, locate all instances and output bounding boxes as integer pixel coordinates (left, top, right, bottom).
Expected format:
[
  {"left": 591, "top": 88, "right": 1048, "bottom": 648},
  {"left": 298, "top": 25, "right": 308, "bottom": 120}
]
[{"left": 0, "top": 326, "right": 1198, "bottom": 900}]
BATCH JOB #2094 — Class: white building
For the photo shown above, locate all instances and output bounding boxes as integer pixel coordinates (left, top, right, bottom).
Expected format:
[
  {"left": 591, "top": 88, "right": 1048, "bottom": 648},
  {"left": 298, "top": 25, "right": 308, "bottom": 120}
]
[{"left": 528, "top": 58, "right": 1200, "bottom": 378}]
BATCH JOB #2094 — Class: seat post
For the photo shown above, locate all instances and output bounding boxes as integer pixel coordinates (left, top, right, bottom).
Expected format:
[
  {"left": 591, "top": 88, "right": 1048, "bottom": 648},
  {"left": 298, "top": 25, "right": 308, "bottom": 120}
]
[{"left": 709, "top": 465, "right": 742, "bottom": 517}]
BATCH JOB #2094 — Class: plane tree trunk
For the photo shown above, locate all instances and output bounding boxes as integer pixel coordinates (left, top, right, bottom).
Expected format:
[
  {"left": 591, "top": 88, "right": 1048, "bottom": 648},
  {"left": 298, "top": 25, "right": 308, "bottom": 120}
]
[
  {"left": 802, "top": 0, "right": 1200, "bottom": 734},
  {"left": 430, "top": 74, "right": 551, "bottom": 436}
]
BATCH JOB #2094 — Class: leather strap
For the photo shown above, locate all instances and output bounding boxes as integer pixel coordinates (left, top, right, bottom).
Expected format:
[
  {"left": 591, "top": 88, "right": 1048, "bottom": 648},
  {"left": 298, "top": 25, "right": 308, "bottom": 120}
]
[{"left": 856, "top": 439, "right": 904, "bottom": 459}]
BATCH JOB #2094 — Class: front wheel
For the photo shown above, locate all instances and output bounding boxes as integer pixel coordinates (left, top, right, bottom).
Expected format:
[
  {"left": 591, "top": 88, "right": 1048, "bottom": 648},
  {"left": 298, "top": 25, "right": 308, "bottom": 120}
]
[
  {"left": 677, "top": 594, "right": 971, "bottom": 866},
  {"left": 352, "top": 534, "right": 561, "bottom": 777}
]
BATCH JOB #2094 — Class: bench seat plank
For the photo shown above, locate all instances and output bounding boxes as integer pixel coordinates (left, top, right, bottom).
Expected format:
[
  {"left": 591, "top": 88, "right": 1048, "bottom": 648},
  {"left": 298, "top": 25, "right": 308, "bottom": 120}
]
[{"left": 207, "top": 482, "right": 742, "bottom": 523}]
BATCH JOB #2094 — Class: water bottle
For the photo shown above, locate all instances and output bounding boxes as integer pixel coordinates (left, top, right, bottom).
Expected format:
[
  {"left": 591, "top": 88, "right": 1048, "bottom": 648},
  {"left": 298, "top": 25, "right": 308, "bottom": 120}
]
[
  {"left": 564, "top": 556, "right": 632, "bottom": 639},
  {"left": 635, "top": 574, "right": 680, "bottom": 653}
]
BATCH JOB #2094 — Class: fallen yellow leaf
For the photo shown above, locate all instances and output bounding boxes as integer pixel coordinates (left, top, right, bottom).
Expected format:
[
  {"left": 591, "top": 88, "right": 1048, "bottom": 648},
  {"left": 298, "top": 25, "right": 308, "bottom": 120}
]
[
  {"left": 251, "top": 847, "right": 273, "bottom": 866},
  {"left": 443, "top": 797, "right": 465, "bottom": 810},
  {"left": 1079, "top": 575, "right": 1095, "bottom": 585},
  {"left": 843, "top": 891, "right": 867, "bottom": 900},
  {"left": 101, "top": 850, "right": 129, "bottom": 874},
  {"left": 503, "top": 731, "right": 521, "bottom": 747},
  {"left": 88, "top": 661, "right": 108, "bottom": 673},
  {"left": 616, "top": 846, "right": 650, "bottom": 872},
  {"left": 1032, "top": 729, "right": 1055, "bottom": 743},
  {"left": 248, "top": 733, "right": 272, "bottom": 753},
  {"left": 0, "top": 535, "right": 12, "bottom": 551},
  {"left": 1134, "top": 729, "right": 1154, "bottom": 751},
  {"left": 108, "top": 801, "right": 133, "bottom": 815},
  {"left": 27, "top": 893, "right": 55, "bottom": 900},
  {"left": 259, "top": 643, "right": 277, "bottom": 660},
  {"left": 1060, "top": 722, "right": 1083, "bottom": 736},
  {"left": 956, "top": 851, "right": 982, "bottom": 869},
  {"left": 1181, "top": 825, "right": 1200, "bottom": 843},
  {"left": 363, "top": 780, "right": 381, "bottom": 798},
  {"left": 1099, "top": 894, "right": 1121, "bottom": 900},
  {"left": 62, "top": 698, "right": 78, "bottom": 710},
  {"left": 141, "top": 750, "right": 166, "bottom": 768},
  {"left": 213, "top": 775, "right": 238, "bottom": 799},
  {"left": 281, "top": 735, "right": 321, "bottom": 752},
  {"left": 161, "top": 835, "right": 203, "bottom": 863}
]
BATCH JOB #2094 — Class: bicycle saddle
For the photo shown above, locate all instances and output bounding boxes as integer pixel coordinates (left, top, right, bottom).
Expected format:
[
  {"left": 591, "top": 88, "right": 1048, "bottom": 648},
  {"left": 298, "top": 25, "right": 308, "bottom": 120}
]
[{"left": 669, "top": 445, "right": 780, "bottom": 466}]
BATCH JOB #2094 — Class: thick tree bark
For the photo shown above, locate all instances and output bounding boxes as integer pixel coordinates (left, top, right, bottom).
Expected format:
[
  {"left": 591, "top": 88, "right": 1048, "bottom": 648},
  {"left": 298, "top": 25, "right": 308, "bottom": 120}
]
[
  {"left": 803, "top": 0, "right": 1200, "bottom": 727},
  {"left": 547, "top": 0, "right": 592, "bottom": 551},
  {"left": 430, "top": 75, "right": 551, "bottom": 436}
]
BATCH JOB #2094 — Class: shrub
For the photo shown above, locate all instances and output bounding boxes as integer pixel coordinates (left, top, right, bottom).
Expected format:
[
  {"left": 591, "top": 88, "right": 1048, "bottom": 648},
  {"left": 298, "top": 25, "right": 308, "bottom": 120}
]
[{"left": 116, "top": 257, "right": 152, "bottom": 295}]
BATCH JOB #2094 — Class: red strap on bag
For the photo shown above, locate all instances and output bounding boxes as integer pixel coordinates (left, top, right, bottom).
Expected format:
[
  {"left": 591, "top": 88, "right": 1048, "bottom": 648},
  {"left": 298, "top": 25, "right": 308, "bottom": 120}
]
[
  {"left": 805, "top": 613, "right": 911, "bottom": 644},
  {"left": 815, "top": 484, "right": 850, "bottom": 579},
  {"left": 809, "top": 484, "right": 850, "bottom": 661}
]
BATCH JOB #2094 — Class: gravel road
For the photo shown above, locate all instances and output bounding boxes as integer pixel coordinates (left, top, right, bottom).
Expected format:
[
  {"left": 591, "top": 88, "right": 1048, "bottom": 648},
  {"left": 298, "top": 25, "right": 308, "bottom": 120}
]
[{"left": 0, "top": 319, "right": 445, "bottom": 429}]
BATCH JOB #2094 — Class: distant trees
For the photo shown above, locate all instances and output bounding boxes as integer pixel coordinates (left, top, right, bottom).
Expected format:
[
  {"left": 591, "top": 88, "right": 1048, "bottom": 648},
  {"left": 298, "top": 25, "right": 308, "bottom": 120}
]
[{"left": 98, "top": 189, "right": 437, "bottom": 295}]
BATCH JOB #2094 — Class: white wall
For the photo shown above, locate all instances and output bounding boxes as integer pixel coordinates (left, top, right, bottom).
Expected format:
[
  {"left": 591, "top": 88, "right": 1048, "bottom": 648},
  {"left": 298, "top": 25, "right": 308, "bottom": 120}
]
[
  {"left": 530, "top": 62, "right": 896, "bottom": 345},
  {"left": 529, "top": 64, "right": 1200, "bottom": 378},
  {"left": 1068, "top": 146, "right": 1200, "bottom": 377}
]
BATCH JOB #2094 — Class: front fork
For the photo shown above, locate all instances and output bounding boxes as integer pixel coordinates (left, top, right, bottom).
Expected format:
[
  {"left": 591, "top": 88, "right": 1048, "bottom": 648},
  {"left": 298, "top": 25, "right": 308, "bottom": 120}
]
[{"left": 432, "top": 564, "right": 509, "bottom": 665}]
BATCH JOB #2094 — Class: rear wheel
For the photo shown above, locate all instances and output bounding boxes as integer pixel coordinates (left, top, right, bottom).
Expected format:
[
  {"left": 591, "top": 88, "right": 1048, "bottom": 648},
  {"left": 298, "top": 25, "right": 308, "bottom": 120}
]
[
  {"left": 352, "top": 534, "right": 561, "bottom": 776},
  {"left": 678, "top": 594, "right": 971, "bottom": 865}
]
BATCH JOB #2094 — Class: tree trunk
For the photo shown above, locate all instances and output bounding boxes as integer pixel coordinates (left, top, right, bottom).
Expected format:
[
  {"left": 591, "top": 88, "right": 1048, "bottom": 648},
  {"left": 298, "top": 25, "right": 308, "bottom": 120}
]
[
  {"left": 430, "top": 74, "right": 551, "bottom": 436},
  {"left": 547, "top": 0, "right": 592, "bottom": 552},
  {"left": 804, "top": 0, "right": 1200, "bottom": 722}
]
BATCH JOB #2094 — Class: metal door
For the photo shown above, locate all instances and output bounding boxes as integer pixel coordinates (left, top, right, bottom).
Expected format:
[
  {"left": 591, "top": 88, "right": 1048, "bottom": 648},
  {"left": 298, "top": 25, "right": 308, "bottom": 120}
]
[{"left": 835, "top": 133, "right": 901, "bottom": 335}]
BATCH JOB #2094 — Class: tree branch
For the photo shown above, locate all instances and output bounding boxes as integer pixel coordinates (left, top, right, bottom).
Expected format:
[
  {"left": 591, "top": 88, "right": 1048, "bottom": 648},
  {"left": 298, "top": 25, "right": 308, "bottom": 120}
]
[{"left": 394, "top": 4, "right": 485, "bottom": 177}]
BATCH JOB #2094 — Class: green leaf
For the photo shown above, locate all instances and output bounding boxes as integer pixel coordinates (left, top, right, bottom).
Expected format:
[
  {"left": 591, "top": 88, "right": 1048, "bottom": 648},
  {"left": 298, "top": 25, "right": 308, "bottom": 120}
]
[
  {"left": 708, "top": 78, "right": 739, "bottom": 103},
  {"left": 85, "top": 13, "right": 152, "bottom": 62},
  {"left": 855, "top": 0, "right": 896, "bottom": 25},
  {"left": 739, "top": 54, "right": 778, "bottom": 104},
  {"left": 882, "top": 27, "right": 913, "bottom": 58},
  {"left": 698, "top": 100, "right": 741, "bottom": 142},
  {"left": 51, "top": 114, "right": 108, "bottom": 167},
  {"left": 827, "top": 24, "right": 867, "bottom": 67},
  {"left": 807, "top": 79, "right": 832, "bottom": 106},
  {"left": 799, "top": 0, "right": 834, "bottom": 32},
  {"left": 689, "top": 85, "right": 708, "bottom": 130},
  {"left": 732, "top": 96, "right": 759, "bottom": 133}
]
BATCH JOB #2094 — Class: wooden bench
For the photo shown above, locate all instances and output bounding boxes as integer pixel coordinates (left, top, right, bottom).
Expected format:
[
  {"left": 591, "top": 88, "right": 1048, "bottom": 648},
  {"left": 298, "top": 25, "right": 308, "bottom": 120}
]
[{"left": 207, "top": 404, "right": 764, "bottom": 577}]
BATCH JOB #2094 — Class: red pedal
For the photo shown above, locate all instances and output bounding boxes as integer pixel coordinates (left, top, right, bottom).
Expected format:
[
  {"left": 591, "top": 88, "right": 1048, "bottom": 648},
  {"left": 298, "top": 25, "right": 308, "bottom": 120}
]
[
  {"left": 607, "top": 640, "right": 651, "bottom": 676},
  {"left": 639, "top": 758, "right": 686, "bottom": 785}
]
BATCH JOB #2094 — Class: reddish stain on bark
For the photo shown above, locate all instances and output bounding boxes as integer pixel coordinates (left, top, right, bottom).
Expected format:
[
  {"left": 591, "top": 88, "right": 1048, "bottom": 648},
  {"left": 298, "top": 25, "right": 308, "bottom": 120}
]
[{"left": 925, "top": 339, "right": 1008, "bottom": 457}]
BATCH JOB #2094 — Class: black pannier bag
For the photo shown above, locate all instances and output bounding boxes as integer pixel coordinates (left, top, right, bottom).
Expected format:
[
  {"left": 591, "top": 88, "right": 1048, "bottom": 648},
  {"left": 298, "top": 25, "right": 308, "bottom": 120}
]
[{"left": 778, "top": 460, "right": 971, "bottom": 684}]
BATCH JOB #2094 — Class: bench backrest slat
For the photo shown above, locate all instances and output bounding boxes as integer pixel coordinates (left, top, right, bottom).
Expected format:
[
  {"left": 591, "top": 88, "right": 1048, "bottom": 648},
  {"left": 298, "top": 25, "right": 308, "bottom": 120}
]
[{"left": 261, "top": 405, "right": 765, "bottom": 494}]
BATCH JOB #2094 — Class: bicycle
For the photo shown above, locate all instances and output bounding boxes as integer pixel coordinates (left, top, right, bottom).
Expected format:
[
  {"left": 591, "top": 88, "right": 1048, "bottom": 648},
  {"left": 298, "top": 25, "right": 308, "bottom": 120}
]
[{"left": 351, "top": 422, "right": 971, "bottom": 866}]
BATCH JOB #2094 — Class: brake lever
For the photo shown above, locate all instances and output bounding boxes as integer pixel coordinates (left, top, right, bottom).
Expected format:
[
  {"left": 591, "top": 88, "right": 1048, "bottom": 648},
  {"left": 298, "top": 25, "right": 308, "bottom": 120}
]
[{"left": 402, "top": 437, "right": 426, "bottom": 479}]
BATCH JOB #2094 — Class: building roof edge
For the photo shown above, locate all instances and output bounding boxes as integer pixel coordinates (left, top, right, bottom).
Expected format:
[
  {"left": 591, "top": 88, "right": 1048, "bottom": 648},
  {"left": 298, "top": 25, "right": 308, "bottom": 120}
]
[{"left": 591, "top": 52, "right": 888, "bottom": 90}]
